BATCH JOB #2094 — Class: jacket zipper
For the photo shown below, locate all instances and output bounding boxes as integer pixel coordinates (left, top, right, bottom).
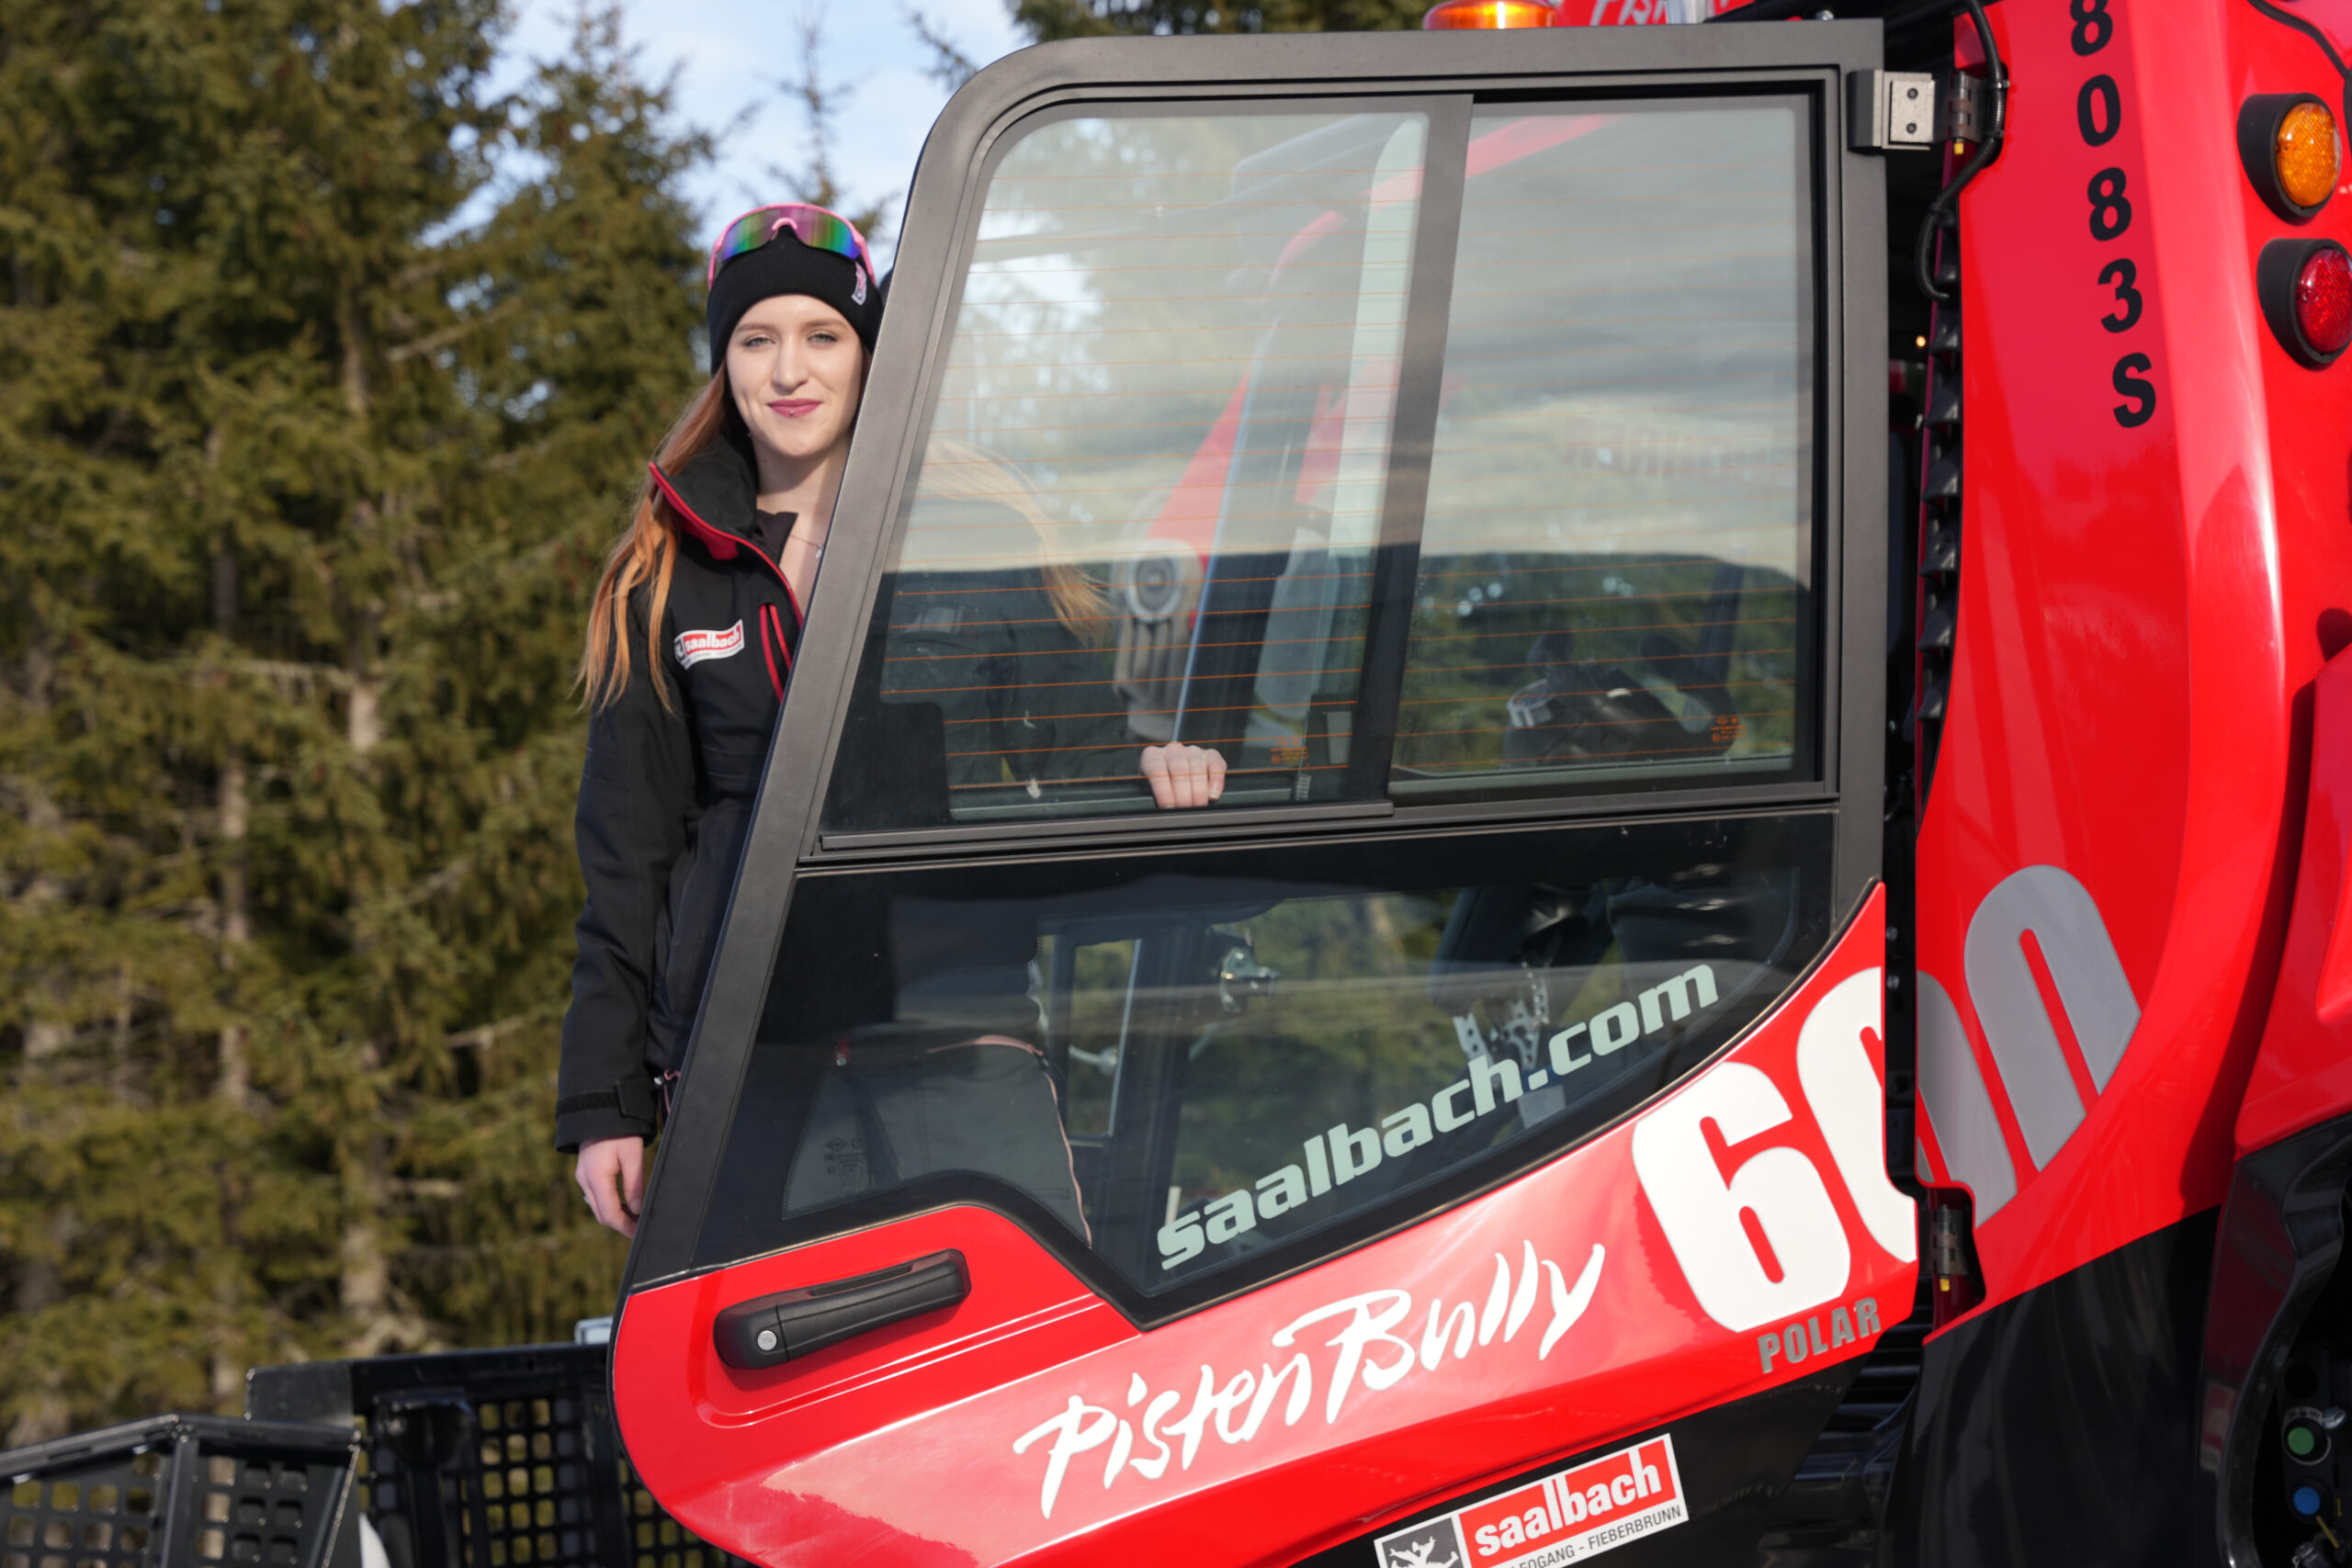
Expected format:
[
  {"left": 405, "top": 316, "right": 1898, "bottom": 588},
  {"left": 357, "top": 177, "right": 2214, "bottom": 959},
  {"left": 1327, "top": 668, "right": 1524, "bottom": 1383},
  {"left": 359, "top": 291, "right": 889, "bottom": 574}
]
[
  {"left": 759, "top": 603, "right": 789, "bottom": 700},
  {"left": 647, "top": 462, "right": 808, "bottom": 705}
]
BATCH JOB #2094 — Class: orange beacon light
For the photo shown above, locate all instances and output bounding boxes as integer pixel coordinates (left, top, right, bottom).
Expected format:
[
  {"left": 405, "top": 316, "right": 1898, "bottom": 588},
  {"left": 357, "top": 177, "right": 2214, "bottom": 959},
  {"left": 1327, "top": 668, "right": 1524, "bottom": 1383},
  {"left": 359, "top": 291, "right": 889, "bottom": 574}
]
[{"left": 1421, "top": 0, "right": 1558, "bottom": 27}]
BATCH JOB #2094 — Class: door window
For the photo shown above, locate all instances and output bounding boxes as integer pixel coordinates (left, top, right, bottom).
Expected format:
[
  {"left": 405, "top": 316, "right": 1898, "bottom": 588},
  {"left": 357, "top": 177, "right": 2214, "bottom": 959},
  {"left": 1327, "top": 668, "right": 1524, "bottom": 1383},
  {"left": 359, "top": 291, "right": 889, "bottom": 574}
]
[
  {"left": 823, "top": 94, "right": 1822, "bottom": 834},
  {"left": 1396, "top": 102, "right": 1814, "bottom": 798},
  {"left": 824, "top": 107, "right": 1429, "bottom": 829},
  {"left": 693, "top": 817, "right": 1829, "bottom": 1306}
]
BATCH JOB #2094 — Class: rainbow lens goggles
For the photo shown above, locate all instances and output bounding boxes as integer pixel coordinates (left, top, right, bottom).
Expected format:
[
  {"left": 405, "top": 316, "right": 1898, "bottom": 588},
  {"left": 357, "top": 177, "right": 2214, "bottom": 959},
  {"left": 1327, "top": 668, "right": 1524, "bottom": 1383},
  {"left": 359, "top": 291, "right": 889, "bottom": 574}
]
[{"left": 707, "top": 203, "right": 875, "bottom": 293}]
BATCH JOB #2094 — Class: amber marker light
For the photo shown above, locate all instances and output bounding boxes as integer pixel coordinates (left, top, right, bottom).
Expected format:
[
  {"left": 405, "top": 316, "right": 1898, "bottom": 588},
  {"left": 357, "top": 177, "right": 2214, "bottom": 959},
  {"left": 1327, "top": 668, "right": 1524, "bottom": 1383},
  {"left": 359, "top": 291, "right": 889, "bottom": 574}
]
[
  {"left": 2278, "top": 100, "right": 2341, "bottom": 207},
  {"left": 1422, "top": 0, "right": 1555, "bottom": 28},
  {"left": 2242, "top": 94, "right": 2341, "bottom": 221}
]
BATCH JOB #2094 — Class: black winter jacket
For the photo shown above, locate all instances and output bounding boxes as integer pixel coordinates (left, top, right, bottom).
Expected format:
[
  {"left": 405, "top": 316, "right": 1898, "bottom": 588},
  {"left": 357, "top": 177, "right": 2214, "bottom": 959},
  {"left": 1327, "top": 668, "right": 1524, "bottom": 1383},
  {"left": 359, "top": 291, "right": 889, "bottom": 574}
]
[
  {"left": 554, "top": 432, "right": 809, "bottom": 1152},
  {"left": 554, "top": 436, "right": 1156, "bottom": 1152}
]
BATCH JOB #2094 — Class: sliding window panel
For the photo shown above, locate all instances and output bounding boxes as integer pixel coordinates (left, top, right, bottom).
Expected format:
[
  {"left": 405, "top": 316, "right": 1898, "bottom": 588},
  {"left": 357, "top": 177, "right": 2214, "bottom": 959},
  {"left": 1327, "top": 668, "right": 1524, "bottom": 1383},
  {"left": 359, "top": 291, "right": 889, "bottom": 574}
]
[
  {"left": 824, "top": 107, "right": 1445, "bottom": 831},
  {"left": 1393, "top": 97, "right": 1818, "bottom": 803}
]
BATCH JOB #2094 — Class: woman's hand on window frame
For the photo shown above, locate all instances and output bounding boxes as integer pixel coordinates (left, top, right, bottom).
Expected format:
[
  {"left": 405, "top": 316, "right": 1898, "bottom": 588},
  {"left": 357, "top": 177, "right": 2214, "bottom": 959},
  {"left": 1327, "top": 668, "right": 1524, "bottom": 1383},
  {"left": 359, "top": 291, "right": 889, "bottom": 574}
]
[
  {"left": 575, "top": 1134, "right": 647, "bottom": 1237},
  {"left": 1139, "top": 742, "right": 1227, "bottom": 809}
]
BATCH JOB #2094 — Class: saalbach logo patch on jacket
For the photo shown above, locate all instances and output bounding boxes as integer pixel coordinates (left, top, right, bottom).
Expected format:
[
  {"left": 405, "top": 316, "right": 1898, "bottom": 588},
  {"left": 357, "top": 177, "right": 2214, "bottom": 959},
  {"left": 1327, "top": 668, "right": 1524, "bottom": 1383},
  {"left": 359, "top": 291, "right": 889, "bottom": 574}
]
[{"left": 675, "top": 621, "right": 745, "bottom": 668}]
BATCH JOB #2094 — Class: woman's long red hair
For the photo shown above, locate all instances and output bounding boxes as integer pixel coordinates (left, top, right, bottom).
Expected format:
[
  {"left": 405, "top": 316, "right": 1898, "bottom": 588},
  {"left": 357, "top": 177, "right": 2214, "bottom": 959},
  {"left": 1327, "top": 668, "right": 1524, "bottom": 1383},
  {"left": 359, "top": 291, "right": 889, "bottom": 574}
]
[
  {"left": 582, "top": 383, "right": 1111, "bottom": 707},
  {"left": 579, "top": 374, "right": 734, "bottom": 710}
]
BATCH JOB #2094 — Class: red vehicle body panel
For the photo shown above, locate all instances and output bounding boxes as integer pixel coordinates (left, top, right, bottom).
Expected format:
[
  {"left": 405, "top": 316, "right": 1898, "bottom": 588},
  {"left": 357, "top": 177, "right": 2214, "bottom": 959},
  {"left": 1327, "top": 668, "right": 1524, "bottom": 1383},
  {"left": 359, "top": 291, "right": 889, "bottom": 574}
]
[
  {"left": 2236, "top": 647, "right": 2352, "bottom": 1156},
  {"left": 614, "top": 896, "right": 1911, "bottom": 1565},
  {"left": 1908, "top": 0, "right": 2352, "bottom": 1325}
]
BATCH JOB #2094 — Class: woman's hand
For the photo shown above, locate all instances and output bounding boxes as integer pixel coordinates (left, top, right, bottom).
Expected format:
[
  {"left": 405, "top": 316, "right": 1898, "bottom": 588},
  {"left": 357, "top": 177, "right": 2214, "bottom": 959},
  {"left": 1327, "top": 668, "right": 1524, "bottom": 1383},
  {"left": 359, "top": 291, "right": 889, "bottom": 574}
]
[
  {"left": 1139, "top": 742, "right": 1227, "bottom": 809},
  {"left": 575, "top": 1135, "right": 647, "bottom": 1237}
]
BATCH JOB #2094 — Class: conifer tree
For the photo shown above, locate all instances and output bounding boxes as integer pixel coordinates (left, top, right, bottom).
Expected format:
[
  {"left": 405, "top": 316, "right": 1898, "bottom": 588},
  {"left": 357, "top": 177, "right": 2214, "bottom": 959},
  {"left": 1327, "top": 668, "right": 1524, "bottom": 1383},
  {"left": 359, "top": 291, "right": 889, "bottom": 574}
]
[
  {"left": 773, "top": 10, "right": 897, "bottom": 247},
  {"left": 0, "top": 0, "right": 707, "bottom": 1437}
]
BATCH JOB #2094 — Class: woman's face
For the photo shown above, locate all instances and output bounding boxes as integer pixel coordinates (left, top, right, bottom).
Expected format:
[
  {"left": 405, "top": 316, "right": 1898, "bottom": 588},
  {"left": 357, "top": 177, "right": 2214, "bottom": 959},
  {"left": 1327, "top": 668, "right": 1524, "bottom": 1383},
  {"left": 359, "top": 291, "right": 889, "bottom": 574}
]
[{"left": 725, "top": 294, "right": 866, "bottom": 471}]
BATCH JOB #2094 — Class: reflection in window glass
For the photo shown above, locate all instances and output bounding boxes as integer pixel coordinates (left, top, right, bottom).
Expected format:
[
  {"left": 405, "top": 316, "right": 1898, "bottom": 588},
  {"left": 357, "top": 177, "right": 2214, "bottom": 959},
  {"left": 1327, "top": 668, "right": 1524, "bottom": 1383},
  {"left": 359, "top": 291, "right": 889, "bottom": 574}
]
[
  {"left": 1395, "top": 104, "right": 1813, "bottom": 797},
  {"left": 695, "top": 823, "right": 1826, "bottom": 1294},
  {"left": 1052, "top": 936, "right": 1134, "bottom": 1139},
  {"left": 825, "top": 110, "right": 1428, "bottom": 830},
  {"left": 1141, "top": 868, "right": 1798, "bottom": 1284}
]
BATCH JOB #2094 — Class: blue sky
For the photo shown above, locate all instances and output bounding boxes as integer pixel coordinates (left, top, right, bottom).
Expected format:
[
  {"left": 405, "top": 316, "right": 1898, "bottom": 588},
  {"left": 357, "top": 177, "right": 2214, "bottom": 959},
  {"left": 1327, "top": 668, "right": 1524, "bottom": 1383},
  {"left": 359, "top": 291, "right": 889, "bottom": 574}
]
[{"left": 497, "top": 0, "right": 1035, "bottom": 264}]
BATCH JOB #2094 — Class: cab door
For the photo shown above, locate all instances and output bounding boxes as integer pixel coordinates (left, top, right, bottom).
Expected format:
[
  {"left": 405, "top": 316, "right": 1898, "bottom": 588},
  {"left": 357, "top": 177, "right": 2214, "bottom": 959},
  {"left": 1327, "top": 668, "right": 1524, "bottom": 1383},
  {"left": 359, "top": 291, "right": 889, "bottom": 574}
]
[{"left": 614, "top": 22, "right": 1907, "bottom": 1567}]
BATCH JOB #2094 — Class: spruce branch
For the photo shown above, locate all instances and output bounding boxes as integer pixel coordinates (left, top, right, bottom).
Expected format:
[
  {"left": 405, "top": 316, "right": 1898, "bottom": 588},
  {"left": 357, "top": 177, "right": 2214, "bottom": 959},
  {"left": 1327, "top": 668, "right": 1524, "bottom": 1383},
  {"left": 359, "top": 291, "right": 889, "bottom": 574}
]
[
  {"left": 905, "top": 7, "right": 981, "bottom": 91},
  {"left": 765, "top": 7, "right": 898, "bottom": 246},
  {"left": 383, "top": 297, "right": 531, "bottom": 366}
]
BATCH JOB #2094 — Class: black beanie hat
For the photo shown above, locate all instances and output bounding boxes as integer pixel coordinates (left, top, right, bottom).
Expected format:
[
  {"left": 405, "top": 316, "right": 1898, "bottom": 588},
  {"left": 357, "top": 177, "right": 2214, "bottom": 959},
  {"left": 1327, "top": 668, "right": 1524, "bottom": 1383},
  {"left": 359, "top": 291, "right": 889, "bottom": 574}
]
[{"left": 706, "top": 228, "right": 878, "bottom": 373}]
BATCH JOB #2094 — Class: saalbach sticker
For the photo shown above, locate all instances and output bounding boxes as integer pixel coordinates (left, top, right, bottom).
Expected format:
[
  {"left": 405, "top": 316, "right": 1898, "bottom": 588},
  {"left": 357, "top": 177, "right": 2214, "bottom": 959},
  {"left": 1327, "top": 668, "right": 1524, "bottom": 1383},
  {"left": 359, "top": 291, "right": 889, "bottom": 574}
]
[{"left": 1373, "top": 1435, "right": 1686, "bottom": 1568}]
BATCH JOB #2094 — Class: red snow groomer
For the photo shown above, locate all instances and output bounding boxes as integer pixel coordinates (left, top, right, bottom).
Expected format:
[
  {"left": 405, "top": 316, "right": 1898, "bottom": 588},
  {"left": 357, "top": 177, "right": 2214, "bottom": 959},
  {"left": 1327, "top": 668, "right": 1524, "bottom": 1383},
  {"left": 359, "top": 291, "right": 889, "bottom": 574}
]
[
  {"left": 11, "top": 3, "right": 2352, "bottom": 1567},
  {"left": 599, "top": 2, "right": 2352, "bottom": 1562}
]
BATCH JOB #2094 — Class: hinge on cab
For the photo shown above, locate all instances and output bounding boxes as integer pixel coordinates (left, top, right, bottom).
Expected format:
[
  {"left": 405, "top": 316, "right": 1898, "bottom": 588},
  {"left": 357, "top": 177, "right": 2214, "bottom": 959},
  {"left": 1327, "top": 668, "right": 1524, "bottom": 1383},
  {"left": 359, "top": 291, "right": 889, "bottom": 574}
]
[
  {"left": 1848, "top": 69, "right": 1938, "bottom": 152},
  {"left": 1937, "top": 71, "right": 1988, "bottom": 145}
]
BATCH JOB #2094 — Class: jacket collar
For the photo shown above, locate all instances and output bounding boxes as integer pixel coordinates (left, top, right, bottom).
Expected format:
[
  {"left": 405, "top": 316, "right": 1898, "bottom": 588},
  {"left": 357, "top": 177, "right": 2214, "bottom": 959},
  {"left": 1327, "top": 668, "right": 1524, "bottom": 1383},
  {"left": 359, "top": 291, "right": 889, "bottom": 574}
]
[{"left": 650, "top": 427, "right": 766, "bottom": 561}]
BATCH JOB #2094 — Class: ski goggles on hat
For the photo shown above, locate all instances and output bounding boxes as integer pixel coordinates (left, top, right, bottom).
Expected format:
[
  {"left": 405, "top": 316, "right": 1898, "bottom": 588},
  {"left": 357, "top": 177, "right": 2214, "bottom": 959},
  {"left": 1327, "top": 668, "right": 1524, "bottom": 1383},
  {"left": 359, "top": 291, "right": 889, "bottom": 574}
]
[{"left": 707, "top": 203, "right": 875, "bottom": 291}]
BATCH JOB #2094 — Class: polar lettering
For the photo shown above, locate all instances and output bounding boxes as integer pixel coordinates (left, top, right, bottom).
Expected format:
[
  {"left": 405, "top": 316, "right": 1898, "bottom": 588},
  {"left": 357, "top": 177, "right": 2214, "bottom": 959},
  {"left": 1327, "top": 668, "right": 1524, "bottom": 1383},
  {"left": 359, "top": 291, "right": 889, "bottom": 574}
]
[{"left": 1755, "top": 1296, "right": 1888, "bottom": 1375}]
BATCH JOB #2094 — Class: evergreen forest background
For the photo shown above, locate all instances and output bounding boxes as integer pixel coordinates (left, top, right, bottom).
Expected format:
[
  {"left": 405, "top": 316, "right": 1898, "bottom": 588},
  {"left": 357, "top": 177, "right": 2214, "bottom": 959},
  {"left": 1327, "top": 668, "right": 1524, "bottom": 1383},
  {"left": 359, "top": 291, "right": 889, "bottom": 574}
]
[{"left": 0, "top": 0, "right": 1417, "bottom": 1444}]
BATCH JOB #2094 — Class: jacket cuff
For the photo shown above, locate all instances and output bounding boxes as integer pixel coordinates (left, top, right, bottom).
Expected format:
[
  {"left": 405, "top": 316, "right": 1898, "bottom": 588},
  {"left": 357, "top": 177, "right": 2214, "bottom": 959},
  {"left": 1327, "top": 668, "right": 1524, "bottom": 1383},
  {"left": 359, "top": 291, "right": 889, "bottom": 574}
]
[
  {"left": 555, "top": 1076, "right": 662, "bottom": 1154},
  {"left": 555, "top": 1106, "right": 655, "bottom": 1155}
]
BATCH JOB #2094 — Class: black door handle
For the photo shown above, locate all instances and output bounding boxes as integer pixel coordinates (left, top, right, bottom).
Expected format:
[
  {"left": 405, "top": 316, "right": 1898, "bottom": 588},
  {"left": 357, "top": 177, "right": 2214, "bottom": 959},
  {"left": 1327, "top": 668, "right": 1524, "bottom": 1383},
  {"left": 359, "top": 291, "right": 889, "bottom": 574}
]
[{"left": 712, "top": 1249, "right": 969, "bottom": 1371}]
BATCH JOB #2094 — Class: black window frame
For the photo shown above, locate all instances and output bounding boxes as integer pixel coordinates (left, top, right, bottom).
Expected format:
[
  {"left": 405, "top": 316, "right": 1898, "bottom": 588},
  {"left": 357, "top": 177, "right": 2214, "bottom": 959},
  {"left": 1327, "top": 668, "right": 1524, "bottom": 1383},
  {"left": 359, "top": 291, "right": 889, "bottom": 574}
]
[{"left": 625, "top": 21, "right": 1888, "bottom": 1298}]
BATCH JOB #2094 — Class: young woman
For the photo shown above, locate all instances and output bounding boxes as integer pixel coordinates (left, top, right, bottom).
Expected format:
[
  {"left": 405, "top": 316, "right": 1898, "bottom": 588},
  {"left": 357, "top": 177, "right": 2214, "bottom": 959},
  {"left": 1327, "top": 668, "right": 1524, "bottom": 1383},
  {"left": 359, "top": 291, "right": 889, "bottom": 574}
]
[{"left": 560, "top": 207, "right": 1227, "bottom": 1236}]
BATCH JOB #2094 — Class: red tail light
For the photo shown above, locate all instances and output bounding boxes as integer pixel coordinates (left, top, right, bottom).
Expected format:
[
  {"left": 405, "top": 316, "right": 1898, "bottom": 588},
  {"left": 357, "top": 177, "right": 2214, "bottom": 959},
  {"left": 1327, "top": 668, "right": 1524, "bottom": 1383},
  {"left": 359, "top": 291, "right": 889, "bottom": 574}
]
[
  {"left": 2297, "top": 244, "right": 2352, "bottom": 355},
  {"left": 2258, "top": 237, "right": 2352, "bottom": 367}
]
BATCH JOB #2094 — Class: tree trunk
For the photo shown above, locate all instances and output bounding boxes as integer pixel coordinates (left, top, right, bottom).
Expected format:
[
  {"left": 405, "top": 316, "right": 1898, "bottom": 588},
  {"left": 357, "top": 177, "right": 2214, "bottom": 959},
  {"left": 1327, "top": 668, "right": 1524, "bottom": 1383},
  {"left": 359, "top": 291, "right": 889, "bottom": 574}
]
[
  {"left": 348, "top": 603, "right": 380, "bottom": 757},
  {"left": 6, "top": 1214, "right": 73, "bottom": 1446},
  {"left": 340, "top": 1044, "right": 411, "bottom": 1357},
  {"left": 111, "top": 962, "right": 133, "bottom": 1099},
  {"left": 217, "top": 752, "right": 251, "bottom": 1110},
  {"left": 214, "top": 547, "right": 253, "bottom": 1111}
]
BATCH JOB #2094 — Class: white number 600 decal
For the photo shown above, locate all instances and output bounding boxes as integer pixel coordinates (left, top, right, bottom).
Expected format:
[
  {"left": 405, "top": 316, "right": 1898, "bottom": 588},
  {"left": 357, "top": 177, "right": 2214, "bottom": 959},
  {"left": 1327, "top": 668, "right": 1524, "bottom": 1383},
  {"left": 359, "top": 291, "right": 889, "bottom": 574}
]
[{"left": 1629, "top": 969, "right": 1917, "bottom": 1333}]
